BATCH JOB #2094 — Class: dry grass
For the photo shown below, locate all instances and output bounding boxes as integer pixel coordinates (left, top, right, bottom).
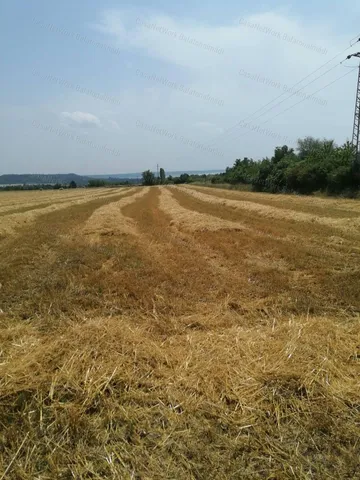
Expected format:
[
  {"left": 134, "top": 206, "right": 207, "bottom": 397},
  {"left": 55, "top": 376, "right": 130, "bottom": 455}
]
[
  {"left": 0, "top": 188, "right": 128, "bottom": 238},
  {"left": 0, "top": 188, "right": 118, "bottom": 213},
  {"left": 81, "top": 187, "right": 150, "bottom": 241},
  {"left": 0, "top": 186, "right": 360, "bottom": 479},
  {"left": 189, "top": 184, "right": 360, "bottom": 216},
  {"left": 158, "top": 188, "right": 246, "bottom": 232},
  {"left": 180, "top": 186, "right": 360, "bottom": 235}
]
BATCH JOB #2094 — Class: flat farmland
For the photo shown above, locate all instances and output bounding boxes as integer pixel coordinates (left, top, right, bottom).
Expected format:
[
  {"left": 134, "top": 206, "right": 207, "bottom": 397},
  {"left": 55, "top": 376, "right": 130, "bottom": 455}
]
[{"left": 1, "top": 185, "right": 360, "bottom": 479}]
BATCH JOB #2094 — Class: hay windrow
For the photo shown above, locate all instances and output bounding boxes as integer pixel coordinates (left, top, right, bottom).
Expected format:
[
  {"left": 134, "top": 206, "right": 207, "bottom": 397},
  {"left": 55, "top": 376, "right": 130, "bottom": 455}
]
[
  {"left": 189, "top": 184, "right": 360, "bottom": 215},
  {"left": 0, "top": 185, "right": 360, "bottom": 479},
  {"left": 0, "top": 188, "right": 118, "bottom": 214},
  {"left": 159, "top": 187, "right": 247, "bottom": 232},
  {"left": 179, "top": 185, "right": 360, "bottom": 234},
  {"left": 81, "top": 187, "right": 150, "bottom": 241},
  {"left": 0, "top": 188, "right": 129, "bottom": 237},
  {"left": 1, "top": 313, "right": 359, "bottom": 479}
]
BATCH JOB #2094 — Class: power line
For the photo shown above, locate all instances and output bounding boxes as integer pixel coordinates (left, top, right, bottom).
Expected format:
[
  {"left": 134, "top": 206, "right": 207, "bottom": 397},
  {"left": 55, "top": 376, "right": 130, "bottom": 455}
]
[
  {"left": 222, "top": 62, "right": 341, "bottom": 142},
  {"left": 232, "top": 68, "right": 356, "bottom": 144},
  {"left": 260, "top": 69, "right": 355, "bottom": 126},
  {"left": 215, "top": 51, "right": 352, "bottom": 145},
  {"left": 207, "top": 38, "right": 360, "bottom": 147},
  {"left": 350, "top": 35, "right": 360, "bottom": 46}
]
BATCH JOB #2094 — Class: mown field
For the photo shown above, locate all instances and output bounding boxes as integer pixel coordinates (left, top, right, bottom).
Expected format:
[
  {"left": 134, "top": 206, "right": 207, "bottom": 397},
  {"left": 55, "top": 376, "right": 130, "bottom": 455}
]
[{"left": 1, "top": 185, "right": 360, "bottom": 479}]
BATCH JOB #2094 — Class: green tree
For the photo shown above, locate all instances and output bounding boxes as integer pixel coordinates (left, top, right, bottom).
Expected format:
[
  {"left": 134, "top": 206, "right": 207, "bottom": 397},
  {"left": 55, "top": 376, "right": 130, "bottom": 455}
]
[
  {"left": 159, "top": 167, "right": 166, "bottom": 184},
  {"left": 271, "top": 145, "right": 294, "bottom": 163},
  {"left": 252, "top": 139, "right": 358, "bottom": 195},
  {"left": 88, "top": 179, "right": 107, "bottom": 187},
  {"left": 223, "top": 157, "right": 260, "bottom": 185},
  {"left": 174, "top": 173, "right": 190, "bottom": 184},
  {"left": 142, "top": 170, "right": 156, "bottom": 186},
  {"left": 69, "top": 180, "right": 77, "bottom": 188},
  {"left": 297, "top": 137, "right": 326, "bottom": 160}
]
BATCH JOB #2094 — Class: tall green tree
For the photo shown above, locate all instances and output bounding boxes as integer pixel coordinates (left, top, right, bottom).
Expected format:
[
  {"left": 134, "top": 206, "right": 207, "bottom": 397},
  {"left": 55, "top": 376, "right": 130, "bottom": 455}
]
[
  {"left": 142, "top": 170, "right": 156, "bottom": 186},
  {"left": 297, "top": 137, "right": 326, "bottom": 160},
  {"left": 159, "top": 167, "right": 166, "bottom": 184}
]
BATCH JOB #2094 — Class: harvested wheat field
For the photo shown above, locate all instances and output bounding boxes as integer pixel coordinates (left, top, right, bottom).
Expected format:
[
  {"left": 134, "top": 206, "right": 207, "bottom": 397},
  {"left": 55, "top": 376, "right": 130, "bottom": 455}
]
[{"left": 1, "top": 185, "right": 360, "bottom": 479}]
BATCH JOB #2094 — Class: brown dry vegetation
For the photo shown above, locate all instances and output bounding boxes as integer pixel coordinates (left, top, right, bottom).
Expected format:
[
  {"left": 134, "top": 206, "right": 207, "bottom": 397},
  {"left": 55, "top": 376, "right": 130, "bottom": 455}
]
[{"left": 0, "top": 185, "right": 360, "bottom": 479}]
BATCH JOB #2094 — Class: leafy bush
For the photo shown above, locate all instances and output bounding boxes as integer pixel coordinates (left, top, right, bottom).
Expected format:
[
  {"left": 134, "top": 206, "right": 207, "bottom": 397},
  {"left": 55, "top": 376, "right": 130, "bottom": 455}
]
[
  {"left": 88, "top": 179, "right": 107, "bottom": 188},
  {"left": 215, "top": 137, "right": 359, "bottom": 196},
  {"left": 173, "top": 173, "right": 190, "bottom": 184}
]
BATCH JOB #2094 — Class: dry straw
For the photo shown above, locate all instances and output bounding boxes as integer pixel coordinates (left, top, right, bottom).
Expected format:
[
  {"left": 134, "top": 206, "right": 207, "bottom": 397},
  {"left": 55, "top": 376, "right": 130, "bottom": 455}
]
[
  {"left": 179, "top": 185, "right": 360, "bottom": 234},
  {"left": 1, "top": 185, "right": 360, "bottom": 478}
]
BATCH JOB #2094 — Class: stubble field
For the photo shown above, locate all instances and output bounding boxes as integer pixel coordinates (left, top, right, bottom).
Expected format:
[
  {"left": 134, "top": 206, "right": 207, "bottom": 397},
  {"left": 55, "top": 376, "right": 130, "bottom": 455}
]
[{"left": 1, "top": 185, "right": 360, "bottom": 479}]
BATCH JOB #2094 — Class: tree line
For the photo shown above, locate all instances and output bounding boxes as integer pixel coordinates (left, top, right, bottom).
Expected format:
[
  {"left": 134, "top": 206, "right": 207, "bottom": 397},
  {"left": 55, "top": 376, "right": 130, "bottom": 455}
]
[
  {"left": 206, "top": 137, "right": 360, "bottom": 196},
  {"left": 142, "top": 168, "right": 196, "bottom": 186},
  {"left": 141, "top": 138, "right": 360, "bottom": 196},
  {"left": 0, "top": 179, "right": 135, "bottom": 191},
  {"left": 141, "top": 168, "right": 192, "bottom": 185}
]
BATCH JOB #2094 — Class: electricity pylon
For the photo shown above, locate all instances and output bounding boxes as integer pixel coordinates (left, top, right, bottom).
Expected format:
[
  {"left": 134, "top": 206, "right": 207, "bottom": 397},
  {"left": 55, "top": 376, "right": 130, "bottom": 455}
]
[{"left": 346, "top": 52, "right": 360, "bottom": 157}]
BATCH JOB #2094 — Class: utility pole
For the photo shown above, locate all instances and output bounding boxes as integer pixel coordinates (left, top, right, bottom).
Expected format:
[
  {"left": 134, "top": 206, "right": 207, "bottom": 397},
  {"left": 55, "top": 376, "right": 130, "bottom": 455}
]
[
  {"left": 346, "top": 52, "right": 360, "bottom": 158},
  {"left": 353, "top": 62, "right": 360, "bottom": 158},
  {"left": 157, "top": 163, "right": 159, "bottom": 179}
]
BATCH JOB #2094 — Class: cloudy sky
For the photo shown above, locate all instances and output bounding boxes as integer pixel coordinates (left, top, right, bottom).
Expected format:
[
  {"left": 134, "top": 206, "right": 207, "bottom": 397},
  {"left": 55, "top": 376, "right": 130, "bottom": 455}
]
[{"left": 1, "top": 0, "right": 359, "bottom": 174}]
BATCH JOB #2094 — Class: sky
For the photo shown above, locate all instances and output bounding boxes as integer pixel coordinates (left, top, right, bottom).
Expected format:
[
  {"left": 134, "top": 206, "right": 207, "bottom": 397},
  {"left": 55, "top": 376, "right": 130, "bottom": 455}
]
[{"left": 0, "top": 0, "right": 360, "bottom": 174}]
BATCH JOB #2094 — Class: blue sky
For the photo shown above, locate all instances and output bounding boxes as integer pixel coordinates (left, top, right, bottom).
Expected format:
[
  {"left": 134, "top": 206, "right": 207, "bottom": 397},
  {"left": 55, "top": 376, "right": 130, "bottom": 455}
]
[{"left": 1, "top": 0, "right": 359, "bottom": 174}]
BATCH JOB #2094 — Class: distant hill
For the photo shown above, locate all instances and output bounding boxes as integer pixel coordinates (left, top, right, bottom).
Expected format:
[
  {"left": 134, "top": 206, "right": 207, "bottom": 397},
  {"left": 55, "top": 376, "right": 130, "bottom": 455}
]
[{"left": 0, "top": 173, "right": 89, "bottom": 186}]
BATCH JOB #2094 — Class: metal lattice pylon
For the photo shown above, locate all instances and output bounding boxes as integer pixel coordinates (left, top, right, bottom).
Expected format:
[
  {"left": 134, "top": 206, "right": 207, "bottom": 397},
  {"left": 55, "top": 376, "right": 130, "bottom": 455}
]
[
  {"left": 353, "top": 65, "right": 360, "bottom": 155},
  {"left": 346, "top": 52, "right": 360, "bottom": 156}
]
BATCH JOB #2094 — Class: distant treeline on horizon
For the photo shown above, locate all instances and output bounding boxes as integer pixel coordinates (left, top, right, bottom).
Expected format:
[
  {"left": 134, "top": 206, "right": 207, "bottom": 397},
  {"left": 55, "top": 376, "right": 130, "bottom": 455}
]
[{"left": 0, "top": 170, "right": 224, "bottom": 187}]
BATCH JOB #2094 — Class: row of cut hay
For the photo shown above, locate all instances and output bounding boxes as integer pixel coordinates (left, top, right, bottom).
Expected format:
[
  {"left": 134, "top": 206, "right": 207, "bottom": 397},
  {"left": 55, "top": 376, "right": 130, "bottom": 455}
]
[
  {"left": 179, "top": 186, "right": 360, "bottom": 235},
  {"left": 0, "top": 188, "right": 122, "bottom": 214},
  {"left": 173, "top": 186, "right": 360, "bottom": 266},
  {"left": 159, "top": 187, "right": 247, "bottom": 232},
  {"left": 0, "top": 188, "right": 132, "bottom": 238},
  {"left": 158, "top": 189, "right": 288, "bottom": 313},
  {"left": 81, "top": 187, "right": 150, "bottom": 241},
  {"left": 0, "top": 187, "right": 118, "bottom": 212},
  {"left": 190, "top": 184, "right": 360, "bottom": 215},
  {"left": 160, "top": 187, "right": 350, "bottom": 283},
  {"left": 1, "top": 311, "right": 359, "bottom": 478}
]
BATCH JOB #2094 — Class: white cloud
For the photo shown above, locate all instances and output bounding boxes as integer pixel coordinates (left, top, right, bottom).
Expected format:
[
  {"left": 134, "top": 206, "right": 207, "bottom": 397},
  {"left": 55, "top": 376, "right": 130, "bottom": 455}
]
[
  {"left": 3, "top": 6, "right": 359, "bottom": 175},
  {"left": 94, "top": 9, "right": 334, "bottom": 71},
  {"left": 91, "top": 8, "right": 355, "bottom": 163},
  {"left": 61, "top": 111, "right": 102, "bottom": 128}
]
